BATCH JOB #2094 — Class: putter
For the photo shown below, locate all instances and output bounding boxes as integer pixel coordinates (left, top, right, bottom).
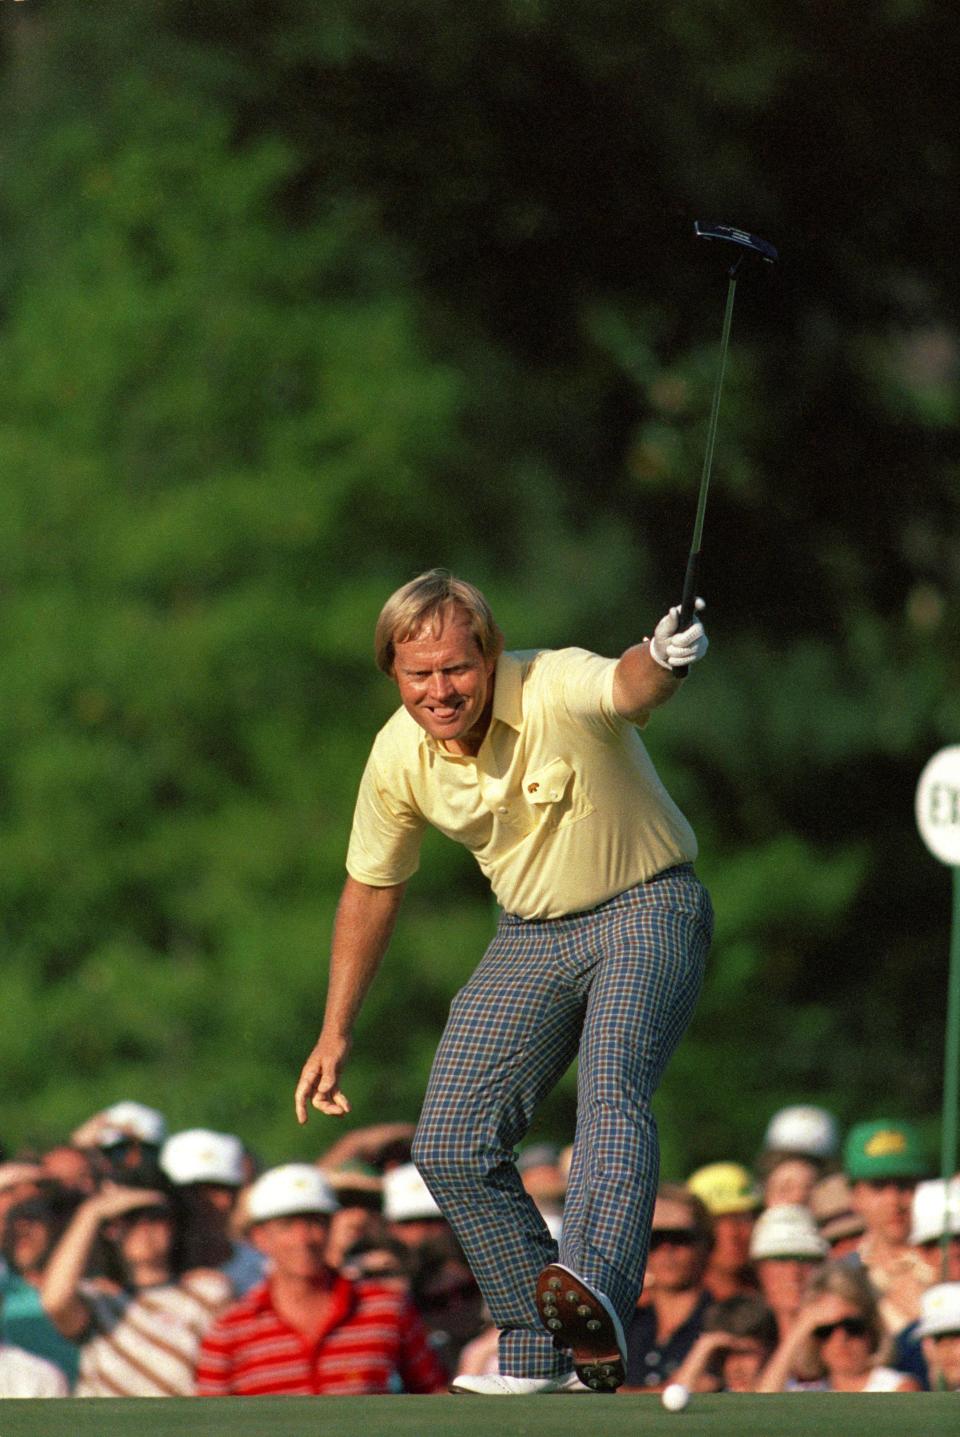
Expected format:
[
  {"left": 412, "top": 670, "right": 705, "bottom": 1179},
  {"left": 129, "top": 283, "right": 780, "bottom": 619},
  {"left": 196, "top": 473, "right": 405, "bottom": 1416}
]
[{"left": 673, "top": 222, "right": 778, "bottom": 675}]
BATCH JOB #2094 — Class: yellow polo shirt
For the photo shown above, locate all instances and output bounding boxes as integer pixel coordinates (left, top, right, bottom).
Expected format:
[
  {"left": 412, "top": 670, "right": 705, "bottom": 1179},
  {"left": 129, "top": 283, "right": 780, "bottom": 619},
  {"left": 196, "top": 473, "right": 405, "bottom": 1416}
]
[{"left": 346, "top": 647, "right": 697, "bottom": 920}]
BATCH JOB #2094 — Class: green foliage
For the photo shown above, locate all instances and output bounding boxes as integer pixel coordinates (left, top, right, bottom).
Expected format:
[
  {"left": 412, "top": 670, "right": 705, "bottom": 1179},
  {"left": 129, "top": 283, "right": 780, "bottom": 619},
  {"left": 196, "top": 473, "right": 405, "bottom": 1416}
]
[{"left": 0, "top": 0, "right": 955, "bottom": 1181}]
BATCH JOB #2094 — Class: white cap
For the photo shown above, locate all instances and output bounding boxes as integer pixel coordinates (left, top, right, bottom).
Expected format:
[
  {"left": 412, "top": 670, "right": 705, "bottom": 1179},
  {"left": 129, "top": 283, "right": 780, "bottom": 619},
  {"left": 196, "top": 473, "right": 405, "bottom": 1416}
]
[
  {"left": 246, "top": 1164, "right": 338, "bottom": 1224},
  {"left": 382, "top": 1163, "right": 442, "bottom": 1222},
  {"left": 763, "top": 1105, "right": 838, "bottom": 1159},
  {"left": 160, "top": 1129, "right": 246, "bottom": 1187},
  {"left": 917, "top": 1282, "right": 960, "bottom": 1338},
  {"left": 909, "top": 1178, "right": 960, "bottom": 1247},
  {"left": 98, "top": 1102, "right": 168, "bottom": 1147},
  {"left": 749, "top": 1204, "right": 828, "bottom": 1262}
]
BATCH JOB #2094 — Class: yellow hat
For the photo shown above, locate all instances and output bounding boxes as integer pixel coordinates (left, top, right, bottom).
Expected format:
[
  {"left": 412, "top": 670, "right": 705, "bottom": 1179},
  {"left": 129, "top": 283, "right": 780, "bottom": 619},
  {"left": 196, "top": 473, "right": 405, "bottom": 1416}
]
[{"left": 687, "top": 1162, "right": 761, "bottom": 1215}]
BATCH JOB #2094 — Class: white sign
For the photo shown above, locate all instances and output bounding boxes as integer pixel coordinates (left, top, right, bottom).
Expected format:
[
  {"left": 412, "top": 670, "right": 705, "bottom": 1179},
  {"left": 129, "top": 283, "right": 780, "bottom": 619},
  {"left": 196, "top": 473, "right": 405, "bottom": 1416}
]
[{"left": 916, "top": 746, "right": 960, "bottom": 866}]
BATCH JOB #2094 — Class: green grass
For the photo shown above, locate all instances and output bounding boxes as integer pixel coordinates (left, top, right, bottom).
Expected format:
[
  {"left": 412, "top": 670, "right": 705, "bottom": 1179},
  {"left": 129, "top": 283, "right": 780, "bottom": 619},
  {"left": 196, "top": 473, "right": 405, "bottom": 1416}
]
[{"left": 0, "top": 1394, "right": 954, "bottom": 1437}]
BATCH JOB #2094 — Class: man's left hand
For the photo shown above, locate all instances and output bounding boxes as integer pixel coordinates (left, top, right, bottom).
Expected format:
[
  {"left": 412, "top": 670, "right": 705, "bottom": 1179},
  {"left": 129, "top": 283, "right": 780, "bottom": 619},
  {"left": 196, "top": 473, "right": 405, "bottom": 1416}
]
[{"left": 650, "top": 599, "right": 708, "bottom": 671}]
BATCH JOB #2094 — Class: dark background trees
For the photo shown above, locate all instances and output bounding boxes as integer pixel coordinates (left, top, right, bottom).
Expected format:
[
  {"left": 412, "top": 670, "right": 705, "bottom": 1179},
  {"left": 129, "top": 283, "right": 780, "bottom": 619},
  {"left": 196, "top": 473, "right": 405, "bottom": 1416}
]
[{"left": 0, "top": 0, "right": 956, "bottom": 1174}]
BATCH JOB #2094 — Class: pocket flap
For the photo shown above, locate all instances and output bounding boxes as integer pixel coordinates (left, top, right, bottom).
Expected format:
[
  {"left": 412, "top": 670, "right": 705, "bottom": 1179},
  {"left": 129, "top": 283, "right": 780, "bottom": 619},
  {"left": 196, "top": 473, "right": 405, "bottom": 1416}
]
[{"left": 523, "top": 758, "right": 573, "bottom": 805}]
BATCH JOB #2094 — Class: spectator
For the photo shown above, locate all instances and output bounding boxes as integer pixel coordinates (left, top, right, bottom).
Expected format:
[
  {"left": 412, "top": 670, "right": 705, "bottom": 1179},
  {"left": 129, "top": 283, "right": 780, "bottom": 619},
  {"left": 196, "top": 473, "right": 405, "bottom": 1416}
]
[
  {"left": 340, "top": 1235, "right": 413, "bottom": 1290},
  {"left": 749, "top": 1204, "right": 826, "bottom": 1340},
  {"left": 383, "top": 1163, "right": 450, "bottom": 1254},
  {"left": 910, "top": 1177, "right": 960, "bottom": 1284},
  {"left": 411, "top": 1233, "right": 485, "bottom": 1375},
  {"left": 843, "top": 1118, "right": 930, "bottom": 1336},
  {"left": 40, "top": 1146, "right": 99, "bottom": 1197},
  {"left": 757, "top": 1261, "right": 919, "bottom": 1392},
  {"left": 757, "top": 1152, "right": 821, "bottom": 1211},
  {"left": 40, "top": 1180, "right": 232, "bottom": 1396},
  {"left": 686, "top": 1162, "right": 761, "bottom": 1299},
  {"left": 322, "top": 1161, "right": 387, "bottom": 1271},
  {"left": 885, "top": 1176, "right": 960, "bottom": 1389},
  {"left": 0, "top": 1185, "right": 84, "bottom": 1384},
  {"left": 0, "top": 1164, "right": 45, "bottom": 1233},
  {"left": 671, "top": 1294, "right": 779, "bottom": 1393},
  {"left": 196, "top": 1164, "right": 447, "bottom": 1396},
  {"left": 0, "top": 1293, "right": 68, "bottom": 1397},
  {"left": 624, "top": 1185, "right": 714, "bottom": 1390},
  {"left": 72, "top": 1102, "right": 168, "bottom": 1188},
  {"left": 809, "top": 1173, "right": 865, "bottom": 1259},
  {"left": 917, "top": 1282, "right": 960, "bottom": 1391},
  {"left": 762, "top": 1106, "right": 839, "bottom": 1165},
  {"left": 160, "top": 1129, "right": 265, "bottom": 1295},
  {"left": 317, "top": 1122, "right": 416, "bottom": 1174}
]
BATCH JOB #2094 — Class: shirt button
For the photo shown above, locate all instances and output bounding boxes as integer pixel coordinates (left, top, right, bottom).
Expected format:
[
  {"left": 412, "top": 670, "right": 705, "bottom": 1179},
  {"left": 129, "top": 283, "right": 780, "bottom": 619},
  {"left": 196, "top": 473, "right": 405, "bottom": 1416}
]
[
  {"left": 497, "top": 805, "right": 508, "bottom": 815},
  {"left": 645, "top": 1350, "right": 661, "bottom": 1366}
]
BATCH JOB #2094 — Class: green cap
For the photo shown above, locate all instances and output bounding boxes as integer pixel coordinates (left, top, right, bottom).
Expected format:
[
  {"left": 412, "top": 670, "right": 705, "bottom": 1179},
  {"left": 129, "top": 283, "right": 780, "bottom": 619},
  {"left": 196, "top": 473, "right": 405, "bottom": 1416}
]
[{"left": 843, "top": 1119, "right": 929, "bottom": 1182}]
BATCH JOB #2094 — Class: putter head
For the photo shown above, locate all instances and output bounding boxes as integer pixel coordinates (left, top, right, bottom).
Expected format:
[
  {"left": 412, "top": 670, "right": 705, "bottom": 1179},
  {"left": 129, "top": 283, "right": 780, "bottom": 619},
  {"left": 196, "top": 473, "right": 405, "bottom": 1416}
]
[{"left": 694, "top": 221, "right": 778, "bottom": 267}]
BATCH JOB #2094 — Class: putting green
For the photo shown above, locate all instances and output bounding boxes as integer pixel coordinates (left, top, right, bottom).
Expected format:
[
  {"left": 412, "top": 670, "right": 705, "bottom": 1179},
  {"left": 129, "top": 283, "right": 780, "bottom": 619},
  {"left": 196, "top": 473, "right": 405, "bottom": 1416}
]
[{"left": 0, "top": 1393, "right": 954, "bottom": 1437}]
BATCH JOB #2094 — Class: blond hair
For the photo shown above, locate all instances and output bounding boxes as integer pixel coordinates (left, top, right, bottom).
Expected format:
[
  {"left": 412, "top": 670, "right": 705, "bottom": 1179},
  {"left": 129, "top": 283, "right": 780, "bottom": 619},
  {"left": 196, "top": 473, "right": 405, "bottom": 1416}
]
[
  {"left": 799, "top": 1261, "right": 890, "bottom": 1377},
  {"left": 374, "top": 569, "right": 503, "bottom": 676}
]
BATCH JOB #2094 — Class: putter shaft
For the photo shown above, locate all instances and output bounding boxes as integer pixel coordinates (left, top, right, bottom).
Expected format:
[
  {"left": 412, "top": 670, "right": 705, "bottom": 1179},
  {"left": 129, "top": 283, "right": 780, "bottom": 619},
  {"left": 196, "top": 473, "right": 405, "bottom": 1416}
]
[{"left": 678, "top": 271, "right": 738, "bottom": 634}]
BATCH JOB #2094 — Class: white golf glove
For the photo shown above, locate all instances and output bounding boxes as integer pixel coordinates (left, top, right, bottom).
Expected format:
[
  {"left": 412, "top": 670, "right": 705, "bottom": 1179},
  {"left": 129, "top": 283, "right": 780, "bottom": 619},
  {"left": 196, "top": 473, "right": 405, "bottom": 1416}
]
[{"left": 649, "top": 598, "right": 708, "bottom": 671}]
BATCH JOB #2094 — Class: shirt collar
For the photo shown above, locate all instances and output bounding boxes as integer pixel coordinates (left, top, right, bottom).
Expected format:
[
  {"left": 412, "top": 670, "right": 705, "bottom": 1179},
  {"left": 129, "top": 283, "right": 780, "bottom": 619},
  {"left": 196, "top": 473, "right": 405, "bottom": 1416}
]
[{"left": 490, "top": 651, "right": 523, "bottom": 731}]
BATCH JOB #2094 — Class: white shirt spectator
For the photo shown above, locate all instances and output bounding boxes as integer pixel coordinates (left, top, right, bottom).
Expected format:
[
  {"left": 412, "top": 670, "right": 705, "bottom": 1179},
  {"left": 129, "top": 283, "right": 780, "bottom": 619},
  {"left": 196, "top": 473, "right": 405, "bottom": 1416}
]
[{"left": 0, "top": 1342, "right": 70, "bottom": 1397}]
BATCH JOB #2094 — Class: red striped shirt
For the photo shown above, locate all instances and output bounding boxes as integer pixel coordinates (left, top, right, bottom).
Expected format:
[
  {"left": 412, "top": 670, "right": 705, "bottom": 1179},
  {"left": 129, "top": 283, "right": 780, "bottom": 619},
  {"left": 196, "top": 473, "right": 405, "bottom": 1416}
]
[{"left": 195, "top": 1276, "right": 447, "bottom": 1396}]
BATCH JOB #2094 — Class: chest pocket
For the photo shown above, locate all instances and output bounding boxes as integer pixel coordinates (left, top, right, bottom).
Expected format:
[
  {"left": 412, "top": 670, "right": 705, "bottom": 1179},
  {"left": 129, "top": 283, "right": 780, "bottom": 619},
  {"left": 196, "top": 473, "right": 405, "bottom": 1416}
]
[{"left": 521, "top": 758, "right": 594, "bottom": 827}]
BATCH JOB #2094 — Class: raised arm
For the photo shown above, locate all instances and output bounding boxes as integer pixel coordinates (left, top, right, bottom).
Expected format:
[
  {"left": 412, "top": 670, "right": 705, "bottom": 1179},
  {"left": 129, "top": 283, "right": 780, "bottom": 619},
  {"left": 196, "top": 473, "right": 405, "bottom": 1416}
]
[
  {"left": 612, "top": 599, "right": 708, "bottom": 721},
  {"left": 40, "top": 1184, "right": 167, "bottom": 1338},
  {"left": 294, "top": 876, "right": 407, "bottom": 1123},
  {"left": 669, "top": 1330, "right": 734, "bottom": 1393},
  {"left": 755, "top": 1293, "right": 846, "bottom": 1393}
]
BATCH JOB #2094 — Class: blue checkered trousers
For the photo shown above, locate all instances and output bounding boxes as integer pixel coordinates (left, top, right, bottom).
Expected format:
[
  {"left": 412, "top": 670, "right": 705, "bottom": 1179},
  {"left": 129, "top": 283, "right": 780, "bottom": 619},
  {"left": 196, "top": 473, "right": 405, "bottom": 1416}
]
[{"left": 411, "top": 863, "right": 713, "bottom": 1378}]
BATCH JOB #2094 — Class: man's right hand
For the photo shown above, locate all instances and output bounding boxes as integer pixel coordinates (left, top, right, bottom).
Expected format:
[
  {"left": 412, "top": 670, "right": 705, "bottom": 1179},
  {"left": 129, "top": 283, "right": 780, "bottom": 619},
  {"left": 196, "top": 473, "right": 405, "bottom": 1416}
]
[{"left": 294, "top": 1032, "right": 353, "bottom": 1123}]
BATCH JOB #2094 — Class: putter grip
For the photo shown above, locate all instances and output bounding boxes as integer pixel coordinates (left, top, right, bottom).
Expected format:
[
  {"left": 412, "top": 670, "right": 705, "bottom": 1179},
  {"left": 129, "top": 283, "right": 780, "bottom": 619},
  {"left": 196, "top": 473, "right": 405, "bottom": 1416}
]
[{"left": 673, "top": 551, "right": 700, "bottom": 680}]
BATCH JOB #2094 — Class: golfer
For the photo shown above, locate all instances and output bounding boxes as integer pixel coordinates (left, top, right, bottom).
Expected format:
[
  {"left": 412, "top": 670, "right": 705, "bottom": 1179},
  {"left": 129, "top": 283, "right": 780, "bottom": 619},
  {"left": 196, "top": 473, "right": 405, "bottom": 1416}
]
[{"left": 295, "top": 569, "right": 713, "bottom": 1394}]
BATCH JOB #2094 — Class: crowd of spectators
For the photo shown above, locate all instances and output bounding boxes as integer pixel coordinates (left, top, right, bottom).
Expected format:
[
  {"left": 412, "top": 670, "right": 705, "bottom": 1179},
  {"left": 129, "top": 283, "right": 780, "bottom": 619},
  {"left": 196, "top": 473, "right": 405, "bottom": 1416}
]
[{"left": 0, "top": 1100, "right": 957, "bottom": 1398}]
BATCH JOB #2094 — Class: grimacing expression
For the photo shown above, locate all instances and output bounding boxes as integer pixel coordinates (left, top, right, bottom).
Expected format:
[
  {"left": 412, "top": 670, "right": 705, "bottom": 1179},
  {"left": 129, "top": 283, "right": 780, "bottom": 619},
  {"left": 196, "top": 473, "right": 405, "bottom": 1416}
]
[{"left": 392, "top": 609, "right": 496, "bottom": 753}]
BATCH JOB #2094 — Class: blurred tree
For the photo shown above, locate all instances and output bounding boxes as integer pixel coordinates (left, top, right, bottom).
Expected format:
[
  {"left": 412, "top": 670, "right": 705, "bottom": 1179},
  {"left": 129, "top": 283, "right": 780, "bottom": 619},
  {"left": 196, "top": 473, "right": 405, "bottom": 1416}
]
[{"left": 0, "top": 0, "right": 955, "bottom": 1174}]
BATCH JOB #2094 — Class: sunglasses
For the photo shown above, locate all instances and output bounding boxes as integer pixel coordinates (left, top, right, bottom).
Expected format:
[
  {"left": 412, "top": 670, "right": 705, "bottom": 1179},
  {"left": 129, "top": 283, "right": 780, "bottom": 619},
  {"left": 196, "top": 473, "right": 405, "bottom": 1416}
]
[
  {"left": 649, "top": 1228, "right": 698, "bottom": 1250},
  {"left": 813, "top": 1317, "right": 869, "bottom": 1341}
]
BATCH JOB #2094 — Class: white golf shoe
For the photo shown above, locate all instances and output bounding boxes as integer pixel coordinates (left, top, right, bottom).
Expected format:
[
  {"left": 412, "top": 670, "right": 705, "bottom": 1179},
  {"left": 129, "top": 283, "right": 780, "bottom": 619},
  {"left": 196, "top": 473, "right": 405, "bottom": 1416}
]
[
  {"left": 535, "top": 1262, "right": 628, "bottom": 1392},
  {"left": 450, "top": 1371, "right": 591, "bottom": 1395}
]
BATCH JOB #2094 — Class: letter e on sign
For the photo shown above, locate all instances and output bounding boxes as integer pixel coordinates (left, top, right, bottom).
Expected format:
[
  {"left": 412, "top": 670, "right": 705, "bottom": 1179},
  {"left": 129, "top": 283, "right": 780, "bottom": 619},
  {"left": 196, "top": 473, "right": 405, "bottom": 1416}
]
[{"left": 916, "top": 746, "right": 960, "bottom": 866}]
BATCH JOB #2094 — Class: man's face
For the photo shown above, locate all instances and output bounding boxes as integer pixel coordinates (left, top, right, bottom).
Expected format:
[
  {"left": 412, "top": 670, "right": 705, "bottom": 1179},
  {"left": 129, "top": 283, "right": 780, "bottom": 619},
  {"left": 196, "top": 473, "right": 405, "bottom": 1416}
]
[
  {"left": 850, "top": 1178, "right": 915, "bottom": 1245},
  {"left": 252, "top": 1212, "right": 331, "bottom": 1281},
  {"left": 916, "top": 1236, "right": 960, "bottom": 1283},
  {"left": 712, "top": 1211, "right": 756, "bottom": 1271},
  {"left": 645, "top": 1197, "right": 709, "bottom": 1293},
  {"left": 924, "top": 1332, "right": 960, "bottom": 1391},
  {"left": 756, "top": 1257, "right": 818, "bottom": 1316},
  {"left": 763, "top": 1159, "right": 818, "bottom": 1210},
  {"left": 392, "top": 608, "right": 497, "bottom": 754}
]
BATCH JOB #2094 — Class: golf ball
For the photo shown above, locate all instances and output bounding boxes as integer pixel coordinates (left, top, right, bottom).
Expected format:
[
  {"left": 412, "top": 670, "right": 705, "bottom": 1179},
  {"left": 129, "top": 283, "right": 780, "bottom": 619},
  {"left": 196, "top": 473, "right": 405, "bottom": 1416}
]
[{"left": 661, "top": 1381, "right": 690, "bottom": 1412}]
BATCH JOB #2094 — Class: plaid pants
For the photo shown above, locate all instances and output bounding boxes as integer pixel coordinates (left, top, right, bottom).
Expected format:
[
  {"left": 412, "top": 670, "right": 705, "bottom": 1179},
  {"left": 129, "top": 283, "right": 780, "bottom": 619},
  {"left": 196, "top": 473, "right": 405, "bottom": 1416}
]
[{"left": 411, "top": 864, "right": 713, "bottom": 1378}]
